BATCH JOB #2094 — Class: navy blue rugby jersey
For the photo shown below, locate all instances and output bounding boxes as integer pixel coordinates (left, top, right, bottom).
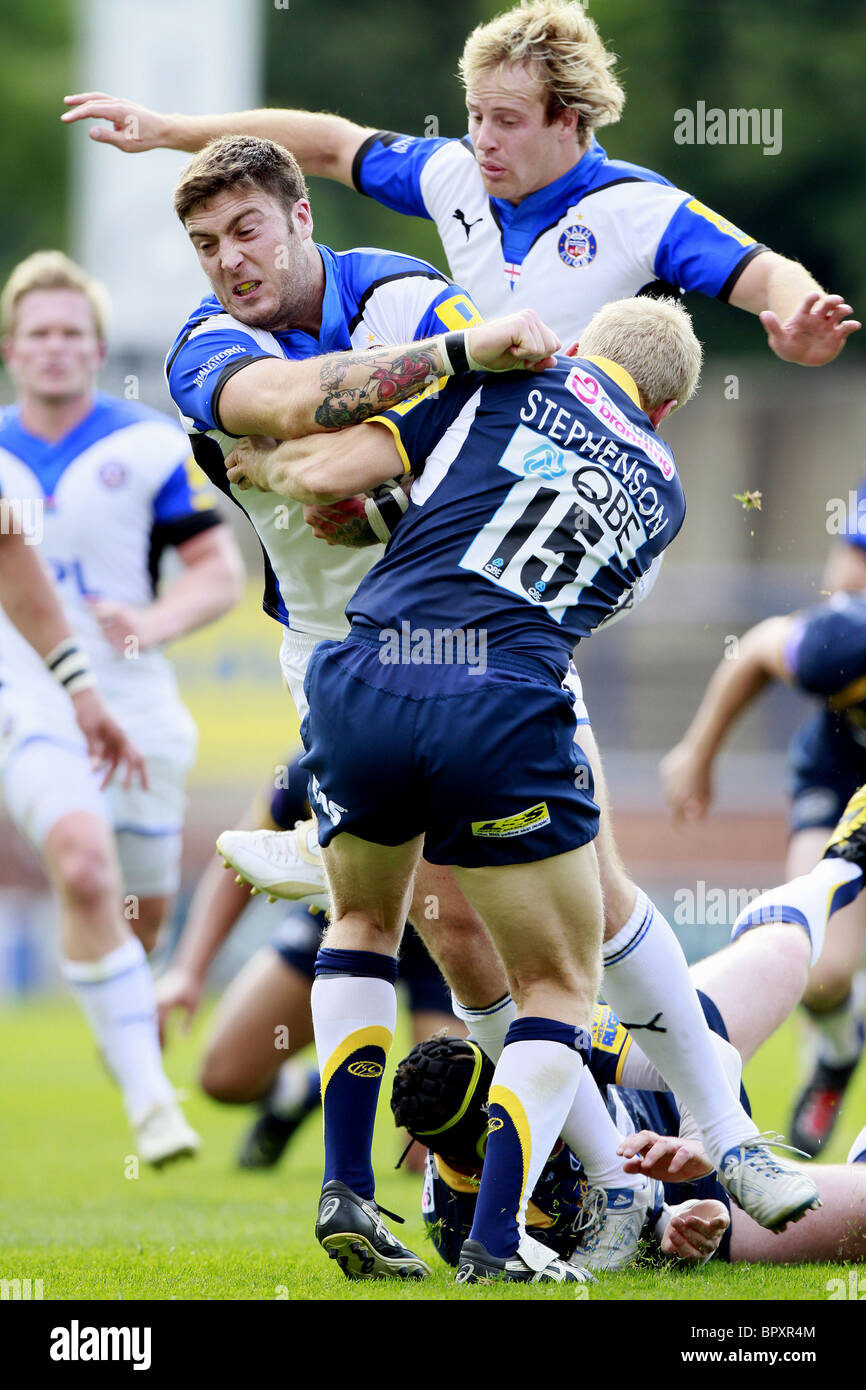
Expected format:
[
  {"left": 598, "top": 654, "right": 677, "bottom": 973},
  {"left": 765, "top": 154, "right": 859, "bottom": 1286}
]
[{"left": 348, "top": 353, "right": 686, "bottom": 677}]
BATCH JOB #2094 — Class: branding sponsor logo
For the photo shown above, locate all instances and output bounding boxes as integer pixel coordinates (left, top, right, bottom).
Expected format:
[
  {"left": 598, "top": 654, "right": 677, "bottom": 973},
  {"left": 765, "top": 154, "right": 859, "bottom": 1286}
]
[
  {"left": 487, "top": 1117, "right": 504, "bottom": 1133},
  {"left": 192, "top": 344, "right": 247, "bottom": 390},
  {"left": 565, "top": 368, "right": 675, "bottom": 480},
  {"left": 98, "top": 461, "right": 127, "bottom": 489},
  {"left": 347, "top": 1060, "right": 384, "bottom": 1078},
  {"left": 49, "top": 1321, "right": 151, "bottom": 1371},
  {"left": 523, "top": 443, "right": 567, "bottom": 480},
  {"left": 558, "top": 224, "right": 597, "bottom": 268},
  {"left": 471, "top": 802, "right": 551, "bottom": 839}
]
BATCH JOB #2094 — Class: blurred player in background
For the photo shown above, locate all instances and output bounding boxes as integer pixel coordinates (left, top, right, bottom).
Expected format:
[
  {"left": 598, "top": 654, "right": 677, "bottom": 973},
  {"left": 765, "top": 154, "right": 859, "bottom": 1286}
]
[
  {"left": 157, "top": 753, "right": 458, "bottom": 1172},
  {"left": 0, "top": 251, "right": 245, "bottom": 1163},
  {"left": 663, "top": 592, "right": 866, "bottom": 1156},
  {"left": 63, "top": 7, "right": 860, "bottom": 1192}
]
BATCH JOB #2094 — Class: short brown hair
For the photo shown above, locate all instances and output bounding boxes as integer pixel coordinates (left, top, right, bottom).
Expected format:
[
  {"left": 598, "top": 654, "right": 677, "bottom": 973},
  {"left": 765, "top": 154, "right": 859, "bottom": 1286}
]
[
  {"left": 579, "top": 297, "right": 703, "bottom": 410},
  {"left": 460, "top": 0, "right": 624, "bottom": 137},
  {"left": 0, "top": 250, "right": 110, "bottom": 339},
  {"left": 174, "top": 135, "right": 309, "bottom": 223}
]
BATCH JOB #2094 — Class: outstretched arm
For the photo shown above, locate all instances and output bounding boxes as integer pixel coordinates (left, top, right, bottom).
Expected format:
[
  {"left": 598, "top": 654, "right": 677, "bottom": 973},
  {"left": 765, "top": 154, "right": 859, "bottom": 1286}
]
[
  {"left": 660, "top": 614, "right": 794, "bottom": 823},
  {"left": 62, "top": 93, "right": 370, "bottom": 186},
  {"left": 215, "top": 309, "right": 560, "bottom": 441},
  {"left": 729, "top": 253, "right": 860, "bottom": 365}
]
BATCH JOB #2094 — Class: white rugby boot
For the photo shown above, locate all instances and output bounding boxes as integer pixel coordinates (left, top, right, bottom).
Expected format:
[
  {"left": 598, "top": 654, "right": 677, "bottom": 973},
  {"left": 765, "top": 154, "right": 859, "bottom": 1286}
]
[
  {"left": 216, "top": 818, "right": 328, "bottom": 904},
  {"left": 569, "top": 1179, "right": 663, "bottom": 1272},
  {"left": 134, "top": 1098, "right": 201, "bottom": 1168},
  {"left": 457, "top": 1232, "right": 595, "bottom": 1285},
  {"left": 715, "top": 1134, "right": 820, "bottom": 1231}
]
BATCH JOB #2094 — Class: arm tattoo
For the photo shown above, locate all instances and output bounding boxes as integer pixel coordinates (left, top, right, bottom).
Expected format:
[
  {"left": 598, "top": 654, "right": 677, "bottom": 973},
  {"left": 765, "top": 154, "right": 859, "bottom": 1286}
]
[{"left": 315, "top": 344, "right": 443, "bottom": 429}]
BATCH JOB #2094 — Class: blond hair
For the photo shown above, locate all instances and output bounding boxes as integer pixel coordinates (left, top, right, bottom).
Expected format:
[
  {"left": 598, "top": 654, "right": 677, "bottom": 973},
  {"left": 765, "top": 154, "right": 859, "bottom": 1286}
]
[
  {"left": 459, "top": 1, "right": 624, "bottom": 137},
  {"left": 579, "top": 297, "right": 703, "bottom": 410},
  {"left": 174, "top": 135, "right": 309, "bottom": 224},
  {"left": 0, "top": 250, "right": 110, "bottom": 339}
]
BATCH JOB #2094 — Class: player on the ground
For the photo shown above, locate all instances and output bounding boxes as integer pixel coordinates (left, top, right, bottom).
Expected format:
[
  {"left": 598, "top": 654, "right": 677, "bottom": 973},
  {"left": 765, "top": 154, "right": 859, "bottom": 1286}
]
[
  {"left": 227, "top": 295, "right": 822, "bottom": 1284},
  {"left": 156, "top": 754, "right": 459, "bottom": 1172},
  {"left": 65, "top": 9, "right": 861, "bottom": 1212},
  {"left": 393, "top": 786, "right": 866, "bottom": 1270},
  {"left": 662, "top": 591, "right": 866, "bottom": 1157},
  {"left": 0, "top": 251, "right": 245, "bottom": 1163}
]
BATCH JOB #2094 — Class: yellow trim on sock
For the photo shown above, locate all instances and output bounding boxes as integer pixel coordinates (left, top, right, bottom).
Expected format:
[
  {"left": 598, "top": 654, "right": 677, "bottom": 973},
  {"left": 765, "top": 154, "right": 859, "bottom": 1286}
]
[
  {"left": 488, "top": 1083, "right": 531, "bottom": 1211},
  {"left": 320, "top": 1025, "right": 393, "bottom": 1097}
]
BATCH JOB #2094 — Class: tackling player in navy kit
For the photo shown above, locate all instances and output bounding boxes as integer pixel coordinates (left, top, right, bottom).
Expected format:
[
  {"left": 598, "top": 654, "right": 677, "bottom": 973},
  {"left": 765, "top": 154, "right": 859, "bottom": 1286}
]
[
  {"left": 225, "top": 295, "right": 821, "bottom": 1284},
  {"left": 663, "top": 592, "right": 866, "bottom": 1156}
]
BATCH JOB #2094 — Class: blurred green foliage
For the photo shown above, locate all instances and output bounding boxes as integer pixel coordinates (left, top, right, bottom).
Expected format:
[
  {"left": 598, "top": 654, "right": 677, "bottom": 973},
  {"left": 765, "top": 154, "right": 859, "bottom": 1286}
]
[{"left": 1, "top": 0, "right": 863, "bottom": 355}]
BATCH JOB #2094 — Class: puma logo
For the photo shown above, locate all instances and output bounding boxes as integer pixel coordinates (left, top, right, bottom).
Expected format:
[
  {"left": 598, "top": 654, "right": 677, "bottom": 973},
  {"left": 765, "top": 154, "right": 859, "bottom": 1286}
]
[
  {"left": 621, "top": 1011, "right": 667, "bottom": 1034},
  {"left": 453, "top": 208, "right": 483, "bottom": 239}
]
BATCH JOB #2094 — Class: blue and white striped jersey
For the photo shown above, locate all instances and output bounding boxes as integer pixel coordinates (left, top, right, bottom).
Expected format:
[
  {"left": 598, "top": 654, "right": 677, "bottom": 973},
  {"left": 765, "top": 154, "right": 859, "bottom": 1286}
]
[
  {"left": 0, "top": 394, "right": 219, "bottom": 745},
  {"left": 167, "top": 243, "right": 481, "bottom": 640},
  {"left": 349, "top": 354, "right": 686, "bottom": 678},
  {"left": 353, "top": 134, "right": 765, "bottom": 345}
]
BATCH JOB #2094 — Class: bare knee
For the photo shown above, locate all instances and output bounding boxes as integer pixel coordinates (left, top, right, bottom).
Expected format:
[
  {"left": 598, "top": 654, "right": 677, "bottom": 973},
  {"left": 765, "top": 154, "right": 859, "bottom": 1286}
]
[
  {"left": 46, "top": 822, "right": 118, "bottom": 916},
  {"left": 199, "top": 1042, "right": 266, "bottom": 1105},
  {"left": 804, "top": 964, "right": 858, "bottom": 1013}
]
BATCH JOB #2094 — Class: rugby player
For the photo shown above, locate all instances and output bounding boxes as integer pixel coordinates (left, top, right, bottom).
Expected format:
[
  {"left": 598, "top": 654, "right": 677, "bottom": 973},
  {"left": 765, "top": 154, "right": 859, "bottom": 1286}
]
[
  {"left": 223, "top": 296, "right": 824, "bottom": 1283},
  {"left": 63, "top": 7, "right": 860, "bottom": 1218},
  {"left": 0, "top": 252, "right": 245, "bottom": 1162},
  {"left": 663, "top": 591, "right": 866, "bottom": 1155},
  {"left": 160, "top": 137, "right": 665, "bottom": 1233}
]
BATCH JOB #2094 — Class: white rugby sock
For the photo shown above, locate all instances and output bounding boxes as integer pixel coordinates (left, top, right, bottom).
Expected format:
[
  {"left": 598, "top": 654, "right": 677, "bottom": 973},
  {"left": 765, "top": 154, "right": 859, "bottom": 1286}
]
[
  {"left": 268, "top": 1059, "right": 316, "bottom": 1117},
  {"left": 451, "top": 992, "right": 517, "bottom": 1062},
  {"left": 602, "top": 889, "right": 757, "bottom": 1166},
  {"left": 731, "top": 858, "right": 862, "bottom": 966},
  {"left": 63, "top": 937, "right": 175, "bottom": 1123},
  {"left": 562, "top": 1068, "right": 644, "bottom": 1191}
]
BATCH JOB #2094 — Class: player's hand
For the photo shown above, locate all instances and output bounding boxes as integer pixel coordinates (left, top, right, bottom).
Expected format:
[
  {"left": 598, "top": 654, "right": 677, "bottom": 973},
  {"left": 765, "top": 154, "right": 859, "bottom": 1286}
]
[
  {"left": 661, "top": 1199, "right": 730, "bottom": 1262},
  {"left": 224, "top": 436, "right": 279, "bottom": 491},
  {"left": 466, "top": 309, "right": 560, "bottom": 373},
  {"left": 618, "top": 1130, "right": 714, "bottom": 1182},
  {"left": 302, "top": 500, "right": 380, "bottom": 547},
  {"left": 69, "top": 687, "right": 149, "bottom": 791},
  {"left": 61, "top": 92, "right": 170, "bottom": 151},
  {"left": 760, "top": 292, "right": 861, "bottom": 366},
  {"left": 154, "top": 965, "right": 203, "bottom": 1048},
  {"left": 89, "top": 599, "right": 158, "bottom": 653},
  {"left": 660, "top": 740, "right": 713, "bottom": 824}
]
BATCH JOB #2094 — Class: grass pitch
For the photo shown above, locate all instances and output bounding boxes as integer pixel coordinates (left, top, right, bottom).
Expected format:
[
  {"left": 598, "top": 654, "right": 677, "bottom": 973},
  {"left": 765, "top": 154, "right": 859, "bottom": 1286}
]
[{"left": 0, "top": 996, "right": 863, "bottom": 1301}]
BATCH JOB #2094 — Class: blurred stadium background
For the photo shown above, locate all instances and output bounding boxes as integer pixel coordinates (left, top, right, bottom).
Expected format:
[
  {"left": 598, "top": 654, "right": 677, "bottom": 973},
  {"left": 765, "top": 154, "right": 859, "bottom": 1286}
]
[{"left": 1, "top": 0, "right": 864, "bottom": 1002}]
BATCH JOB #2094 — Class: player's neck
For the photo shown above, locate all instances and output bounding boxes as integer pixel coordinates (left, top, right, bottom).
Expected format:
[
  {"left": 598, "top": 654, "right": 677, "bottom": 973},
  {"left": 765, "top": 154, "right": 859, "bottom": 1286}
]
[
  {"left": 510, "top": 141, "right": 590, "bottom": 205},
  {"left": 17, "top": 390, "right": 96, "bottom": 443}
]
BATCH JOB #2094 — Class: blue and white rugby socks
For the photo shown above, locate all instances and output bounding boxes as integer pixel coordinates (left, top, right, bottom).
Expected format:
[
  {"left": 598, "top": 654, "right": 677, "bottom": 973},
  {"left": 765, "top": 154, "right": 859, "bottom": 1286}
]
[
  {"left": 453, "top": 990, "right": 644, "bottom": 1190},
  {"left": 62, "top": 936, "right": 175, "bottom": 1122},
  {"left": 311, "top": 947, "right": 397, "bottom": 1201},
  {"left": 468, "top": 1018, "right": 589, "bottom": 1259},
  {"left": 602, "top": 889, "right": 759, "bottom": 1166},
  {"left": 730, "top": 857, "right": 862, "bottom": 967}
]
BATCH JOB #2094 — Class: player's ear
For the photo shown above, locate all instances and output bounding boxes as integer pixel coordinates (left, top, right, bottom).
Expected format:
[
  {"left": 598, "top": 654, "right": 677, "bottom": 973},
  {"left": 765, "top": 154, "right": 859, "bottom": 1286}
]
[
  {"left": 648, "top": 398, "right": 678, "bottom": 429},
  {"left": 291, "top": 199, "right": 314, "bottom": 241}
]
